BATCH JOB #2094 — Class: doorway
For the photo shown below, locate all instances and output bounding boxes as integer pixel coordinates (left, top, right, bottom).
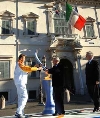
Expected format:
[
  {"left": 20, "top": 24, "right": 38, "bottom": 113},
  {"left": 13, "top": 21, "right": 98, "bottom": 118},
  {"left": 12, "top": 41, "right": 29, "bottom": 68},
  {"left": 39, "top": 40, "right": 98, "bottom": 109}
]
[{"left": 60, "top": 59, "right": 75, "bottom": 94}]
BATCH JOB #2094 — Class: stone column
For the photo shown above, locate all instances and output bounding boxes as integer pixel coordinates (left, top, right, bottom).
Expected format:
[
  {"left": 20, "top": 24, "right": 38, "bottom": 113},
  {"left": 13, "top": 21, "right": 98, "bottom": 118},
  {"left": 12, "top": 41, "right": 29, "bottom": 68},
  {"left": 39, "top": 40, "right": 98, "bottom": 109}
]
[
  {"left": 44, "top": 3, "right": 53, "bottom": 34},
  {"left": 94, "top": 6, "right": 100, "bottom": 38}
]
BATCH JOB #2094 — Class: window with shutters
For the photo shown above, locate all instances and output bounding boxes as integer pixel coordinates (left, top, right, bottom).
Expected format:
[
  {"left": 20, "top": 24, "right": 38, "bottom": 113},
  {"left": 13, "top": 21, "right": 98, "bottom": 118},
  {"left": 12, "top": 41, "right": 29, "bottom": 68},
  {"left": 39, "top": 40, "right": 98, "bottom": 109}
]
[
  {"left": 22, "top": 12, "right": 39, "bottom": 36},
  {"left": 85, "top": 24, "right": 94, "bottom": 38},
  {"left": 0, "top": 61, "right": 10, "bottom": 79},
  {"left": 83, "top": 17, "right": 97, "bottom": 39},
  {"left": 27, "top": 21, "right": 35, "bottom": 35},
  {"left": 2, "top": 20, "right": 11, "bottom": 34},
  {"left": 0, "top": 10, "right": 15, "bottom": 35},
  {"left": 53, "top": 12, "right": 71, "bottom": 35}
]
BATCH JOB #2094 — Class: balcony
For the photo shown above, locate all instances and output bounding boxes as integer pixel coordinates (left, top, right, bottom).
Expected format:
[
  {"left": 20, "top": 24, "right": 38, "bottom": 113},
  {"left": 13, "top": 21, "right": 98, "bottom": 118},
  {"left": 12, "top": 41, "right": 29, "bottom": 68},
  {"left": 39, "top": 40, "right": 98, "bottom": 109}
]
[{"left": 50, "top": 34, "right": 82, "bottom": 49}]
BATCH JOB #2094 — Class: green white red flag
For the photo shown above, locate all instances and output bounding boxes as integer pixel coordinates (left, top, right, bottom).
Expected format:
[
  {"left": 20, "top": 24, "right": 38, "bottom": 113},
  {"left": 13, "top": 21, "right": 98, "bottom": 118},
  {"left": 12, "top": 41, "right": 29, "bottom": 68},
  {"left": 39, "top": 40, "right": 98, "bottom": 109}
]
[{"left": 66, "top": 3, "right": 86, "bottom": 31}]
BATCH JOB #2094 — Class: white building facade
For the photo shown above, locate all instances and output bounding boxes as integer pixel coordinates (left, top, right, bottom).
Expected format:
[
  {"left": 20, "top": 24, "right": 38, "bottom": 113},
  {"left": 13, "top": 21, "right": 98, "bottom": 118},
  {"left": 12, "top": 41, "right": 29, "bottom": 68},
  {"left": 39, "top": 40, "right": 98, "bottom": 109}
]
[{"left": 0, "top": 0, "right": 100, "bottom": 103}]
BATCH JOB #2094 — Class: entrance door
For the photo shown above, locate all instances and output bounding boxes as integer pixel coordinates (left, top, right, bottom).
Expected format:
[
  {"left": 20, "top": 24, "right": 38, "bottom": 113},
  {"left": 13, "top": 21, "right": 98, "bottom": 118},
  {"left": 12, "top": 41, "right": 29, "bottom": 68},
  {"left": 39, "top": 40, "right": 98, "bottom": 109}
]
[{"left": 60, "top": 59, "right": 75, "bottom": 94}]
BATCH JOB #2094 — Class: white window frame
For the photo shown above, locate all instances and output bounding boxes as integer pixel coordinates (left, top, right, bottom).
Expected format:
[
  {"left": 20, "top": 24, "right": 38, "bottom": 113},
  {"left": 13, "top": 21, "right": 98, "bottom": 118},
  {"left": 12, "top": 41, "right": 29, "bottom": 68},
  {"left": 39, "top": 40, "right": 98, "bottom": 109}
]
[
  {"left": 1, "top": 19, "right": 12, "bottom": 34},
  {"left": 84, "top": 23, "right": 95, "bottom": 38},
  {"left": 0, "top": 10, "right": 15, "bottom": 36},
  {"left": 82, "top": 17, "right": 97, "bottom": 39},
  {"left": 0, "top": 19, "right": 13, "bottom": 36},
  {"left": 53, "top": 12, "right": 71, "bottom": 35},
  {"left": 0, "top": 60, "right": 10, "bottom": 79},
  {"left": 25, "top": 19, "right": 36, "bottom": 35},
  {"left": 22, "top": 13, "right": 39, "bottom": 37}
]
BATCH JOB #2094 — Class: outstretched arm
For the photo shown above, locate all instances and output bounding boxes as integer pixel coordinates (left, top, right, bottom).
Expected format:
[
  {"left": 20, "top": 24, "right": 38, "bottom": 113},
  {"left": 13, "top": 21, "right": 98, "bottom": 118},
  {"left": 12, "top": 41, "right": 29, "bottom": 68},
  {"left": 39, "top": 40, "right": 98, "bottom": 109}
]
[{"left": 19, "top": 63, "right": 41, "bottom": 72}]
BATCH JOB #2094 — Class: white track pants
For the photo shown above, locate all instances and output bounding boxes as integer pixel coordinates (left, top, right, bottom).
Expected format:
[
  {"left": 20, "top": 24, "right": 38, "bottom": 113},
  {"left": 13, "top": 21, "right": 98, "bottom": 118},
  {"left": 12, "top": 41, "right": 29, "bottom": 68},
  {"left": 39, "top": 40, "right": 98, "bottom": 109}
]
[{"left": 16, "top": 84, "right": 28, "bottom": 115}]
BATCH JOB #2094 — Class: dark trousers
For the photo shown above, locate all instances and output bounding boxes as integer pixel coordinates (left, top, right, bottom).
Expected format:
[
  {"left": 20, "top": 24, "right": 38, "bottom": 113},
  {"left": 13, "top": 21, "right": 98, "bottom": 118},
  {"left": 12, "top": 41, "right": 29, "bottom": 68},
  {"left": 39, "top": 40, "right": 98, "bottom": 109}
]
[
  {"left": 87, "top": 84, "right": 99, "bottom": 109},
  {"left": 53, "top": 86, "right": 65, "bottom": 114}
]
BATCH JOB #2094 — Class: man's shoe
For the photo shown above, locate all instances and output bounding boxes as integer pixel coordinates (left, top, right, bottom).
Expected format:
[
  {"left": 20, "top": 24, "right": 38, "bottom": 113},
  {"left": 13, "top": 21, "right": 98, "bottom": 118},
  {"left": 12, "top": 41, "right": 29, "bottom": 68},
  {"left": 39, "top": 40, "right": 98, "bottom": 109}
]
[
  {"left": 93, "top": 108, "right": 99, "bottom": 112},
  {"left": 15, "top": 112, "right": 26, "bottom": 118},
  {"left": 53, "top": 113, "right": 58, "bottom": 116}
]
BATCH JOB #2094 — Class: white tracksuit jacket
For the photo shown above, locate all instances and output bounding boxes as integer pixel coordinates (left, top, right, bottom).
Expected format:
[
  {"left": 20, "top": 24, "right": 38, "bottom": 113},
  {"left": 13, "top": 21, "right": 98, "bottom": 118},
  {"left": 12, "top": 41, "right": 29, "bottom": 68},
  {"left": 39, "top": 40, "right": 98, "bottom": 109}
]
[{"left": 14, "top": 62, "right": 38, "bottom": 115}]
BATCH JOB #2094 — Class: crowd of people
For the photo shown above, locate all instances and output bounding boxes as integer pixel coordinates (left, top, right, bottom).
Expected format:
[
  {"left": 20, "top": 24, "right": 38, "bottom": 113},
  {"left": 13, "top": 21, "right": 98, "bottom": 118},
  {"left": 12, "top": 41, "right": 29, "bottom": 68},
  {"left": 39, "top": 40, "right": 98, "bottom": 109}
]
[{"left": 14, "top": 51, "right": 100, "bottom": 118}]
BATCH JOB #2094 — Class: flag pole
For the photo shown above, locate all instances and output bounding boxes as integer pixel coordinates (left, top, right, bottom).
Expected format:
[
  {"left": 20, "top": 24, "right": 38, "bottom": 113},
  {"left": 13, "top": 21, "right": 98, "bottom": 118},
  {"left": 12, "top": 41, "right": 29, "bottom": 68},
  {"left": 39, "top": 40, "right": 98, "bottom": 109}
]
[{"left": 66, "top": 0, "right": 68, "bottom": 4}]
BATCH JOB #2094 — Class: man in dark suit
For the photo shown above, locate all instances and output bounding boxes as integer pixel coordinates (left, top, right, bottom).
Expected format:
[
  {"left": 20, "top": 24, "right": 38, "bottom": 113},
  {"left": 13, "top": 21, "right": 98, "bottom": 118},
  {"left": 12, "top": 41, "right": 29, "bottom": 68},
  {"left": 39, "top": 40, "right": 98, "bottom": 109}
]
[
  {"left": 85, "top": 51, "right": 100, "bottom": 112},
  {"left": 46, "top": 57, "right": 65, "bottom": 116}
]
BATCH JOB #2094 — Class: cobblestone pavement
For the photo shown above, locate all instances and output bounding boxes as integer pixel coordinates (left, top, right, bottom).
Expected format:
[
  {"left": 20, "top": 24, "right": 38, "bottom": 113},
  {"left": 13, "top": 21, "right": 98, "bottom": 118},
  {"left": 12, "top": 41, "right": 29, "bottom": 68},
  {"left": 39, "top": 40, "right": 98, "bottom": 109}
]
[
  {"left": 0, "top": 95, "right": 100, "bottom": 118},
  {"left": 0, "top": 108, "right": 100, "bottom": 118}
]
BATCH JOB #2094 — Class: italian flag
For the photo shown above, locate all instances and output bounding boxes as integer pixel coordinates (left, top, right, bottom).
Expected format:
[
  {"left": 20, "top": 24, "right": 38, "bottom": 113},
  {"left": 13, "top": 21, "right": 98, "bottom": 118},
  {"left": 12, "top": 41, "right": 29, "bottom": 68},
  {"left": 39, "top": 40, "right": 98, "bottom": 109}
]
[{"left": 66, "top": 3, "right": 86, "bottom": 31}]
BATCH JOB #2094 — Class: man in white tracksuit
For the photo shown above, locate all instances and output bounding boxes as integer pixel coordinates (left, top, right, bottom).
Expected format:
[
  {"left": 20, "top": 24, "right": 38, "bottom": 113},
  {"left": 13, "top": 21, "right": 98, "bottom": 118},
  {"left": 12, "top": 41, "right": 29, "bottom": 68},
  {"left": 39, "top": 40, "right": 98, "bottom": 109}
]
[{"left": 14, "top": 54, "right": 41, "bottom": 118}]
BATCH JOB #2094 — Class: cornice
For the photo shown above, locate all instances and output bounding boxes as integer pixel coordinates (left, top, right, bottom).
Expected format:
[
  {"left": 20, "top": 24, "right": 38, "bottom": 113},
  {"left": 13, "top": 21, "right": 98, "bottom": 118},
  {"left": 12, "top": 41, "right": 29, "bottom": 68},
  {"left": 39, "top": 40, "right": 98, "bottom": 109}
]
[
  {"left": 68, "top": 0, "right": 100, "bottom": 7},
  {"left": 44, "top": 3, "right": 54, "bottom": 8},
  {"left": 22, "top": 12, "right": 39, "bottom": 19},
  {"left": 43, "top": 0, "right": 100, "bottom": 7},
  {"left": 0, "top": 10, "right": 15, "bottom": 17}
]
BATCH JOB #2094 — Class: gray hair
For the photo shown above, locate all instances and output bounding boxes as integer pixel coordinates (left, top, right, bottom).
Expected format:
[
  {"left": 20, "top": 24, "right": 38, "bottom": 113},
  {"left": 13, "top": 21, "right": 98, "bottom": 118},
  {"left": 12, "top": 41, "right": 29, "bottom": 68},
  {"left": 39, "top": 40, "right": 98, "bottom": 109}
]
[
  {"left": 86, "top": 51, "right": 93, "bottom": 56},
  {"left": 53, "top": 57, "right": 60, "bottom": 61}
]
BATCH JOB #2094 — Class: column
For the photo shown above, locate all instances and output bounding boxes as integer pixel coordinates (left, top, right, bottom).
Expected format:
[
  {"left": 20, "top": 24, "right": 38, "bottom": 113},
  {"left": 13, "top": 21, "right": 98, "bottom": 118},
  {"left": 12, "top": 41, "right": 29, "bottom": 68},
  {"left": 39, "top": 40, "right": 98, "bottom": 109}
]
[
  {"left": 44, "top": 4, "right": 53, "bottom": 34},
  {"left": 94, "top": 6, "right": 100, "bottom": 38}
]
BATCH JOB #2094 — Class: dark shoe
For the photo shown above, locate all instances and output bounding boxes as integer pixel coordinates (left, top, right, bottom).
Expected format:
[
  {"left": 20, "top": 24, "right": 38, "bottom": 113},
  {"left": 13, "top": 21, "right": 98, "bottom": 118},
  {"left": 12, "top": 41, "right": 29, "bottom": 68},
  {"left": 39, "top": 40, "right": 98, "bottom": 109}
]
[
  {"left": 15, "top": 112, "right": 26, "bottom": 118},
  {"left": 93, "top": 108, "right": 99, "bottom": 112},
  {"left": 52, "top": 112, "right": 58, "bottom": 116},
  {"left": 58, "top": 111, "right": 65, "bottom": 115}
]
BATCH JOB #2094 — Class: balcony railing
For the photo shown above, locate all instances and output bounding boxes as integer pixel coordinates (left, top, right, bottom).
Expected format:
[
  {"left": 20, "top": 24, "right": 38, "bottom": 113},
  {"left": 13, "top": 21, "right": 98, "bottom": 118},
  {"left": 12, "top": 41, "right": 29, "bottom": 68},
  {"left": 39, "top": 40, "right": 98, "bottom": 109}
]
[{"left": 50, "top": 34, "right": 80, "bottom": 46}]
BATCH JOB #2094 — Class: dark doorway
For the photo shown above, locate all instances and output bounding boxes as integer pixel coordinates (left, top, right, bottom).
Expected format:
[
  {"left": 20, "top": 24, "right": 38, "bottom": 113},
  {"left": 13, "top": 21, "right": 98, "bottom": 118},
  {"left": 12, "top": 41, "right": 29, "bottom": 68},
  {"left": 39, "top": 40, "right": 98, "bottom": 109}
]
[
  {"left": 60, "top": 59, "right": 75, "bottom": 94},
  {"left": 0, "top": 92, "right": 8, "bottom": 101}
]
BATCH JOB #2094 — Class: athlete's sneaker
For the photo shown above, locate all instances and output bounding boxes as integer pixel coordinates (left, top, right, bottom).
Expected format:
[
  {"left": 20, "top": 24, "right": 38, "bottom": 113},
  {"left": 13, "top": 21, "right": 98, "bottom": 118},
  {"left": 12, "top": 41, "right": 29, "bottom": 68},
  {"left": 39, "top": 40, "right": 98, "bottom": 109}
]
[{"left": 15, "top": 112, "right": 26, "bottom": 118}]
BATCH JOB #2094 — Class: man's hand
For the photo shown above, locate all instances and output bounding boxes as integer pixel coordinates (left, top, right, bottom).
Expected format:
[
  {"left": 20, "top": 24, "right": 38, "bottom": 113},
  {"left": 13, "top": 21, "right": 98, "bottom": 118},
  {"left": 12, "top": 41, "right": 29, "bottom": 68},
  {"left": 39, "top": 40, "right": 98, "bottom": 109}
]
[
  {"left": 44, "top": 69, "right": 48, "bottom": 74},
  {"left": 38, "top": 67, "right": 42, "bottom": 71},
  {"left": 96, "top": 81, "right": 99, "bottom": 84}
]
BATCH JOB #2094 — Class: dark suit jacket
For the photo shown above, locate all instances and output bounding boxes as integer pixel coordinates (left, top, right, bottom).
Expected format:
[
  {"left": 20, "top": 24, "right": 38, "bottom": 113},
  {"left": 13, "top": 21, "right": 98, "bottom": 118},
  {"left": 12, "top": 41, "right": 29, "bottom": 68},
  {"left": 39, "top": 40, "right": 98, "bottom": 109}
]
[
  {"left": 48, "top": 63, "right": 64, "bottom": 87},
  {"left": 85, "top": 59, "right": 99, "bottom": 85}
]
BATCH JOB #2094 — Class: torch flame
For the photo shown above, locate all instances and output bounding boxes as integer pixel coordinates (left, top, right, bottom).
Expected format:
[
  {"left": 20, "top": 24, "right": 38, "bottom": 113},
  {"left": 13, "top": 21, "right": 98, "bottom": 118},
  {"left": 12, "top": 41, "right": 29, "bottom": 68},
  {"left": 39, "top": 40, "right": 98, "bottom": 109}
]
[{"left": 44, "top": 73, "right": 51, "bottom": 80}]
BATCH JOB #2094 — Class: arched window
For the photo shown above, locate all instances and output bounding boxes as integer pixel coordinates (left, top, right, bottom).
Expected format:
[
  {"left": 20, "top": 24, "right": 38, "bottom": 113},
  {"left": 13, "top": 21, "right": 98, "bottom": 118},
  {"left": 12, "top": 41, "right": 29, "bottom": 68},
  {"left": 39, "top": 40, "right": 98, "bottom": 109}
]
[{"left": 53, "top": 12, "right": 71, "bottom": 35}]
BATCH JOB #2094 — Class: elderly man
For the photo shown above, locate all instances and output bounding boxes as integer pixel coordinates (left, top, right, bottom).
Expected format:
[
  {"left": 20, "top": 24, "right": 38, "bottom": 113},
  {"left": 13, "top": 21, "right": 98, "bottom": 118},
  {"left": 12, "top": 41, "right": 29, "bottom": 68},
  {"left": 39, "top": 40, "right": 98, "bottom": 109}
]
[
  {"left": 85, "top": 51, "right": 100, "bottom": 112},
  {"left": 45, "top": 57, "right": 65, "bottom": 116}
]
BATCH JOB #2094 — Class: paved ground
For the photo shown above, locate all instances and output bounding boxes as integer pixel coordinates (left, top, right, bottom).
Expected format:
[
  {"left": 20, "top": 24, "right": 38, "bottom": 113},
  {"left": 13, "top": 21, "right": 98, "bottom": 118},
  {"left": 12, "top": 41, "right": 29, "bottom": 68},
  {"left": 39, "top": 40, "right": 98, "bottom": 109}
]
[
  {"left": 0, "top": 94, "right": 100, "bottom": 118},
  {"left": 0, "top": 107, "right": 100, "bottom": 118}
]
